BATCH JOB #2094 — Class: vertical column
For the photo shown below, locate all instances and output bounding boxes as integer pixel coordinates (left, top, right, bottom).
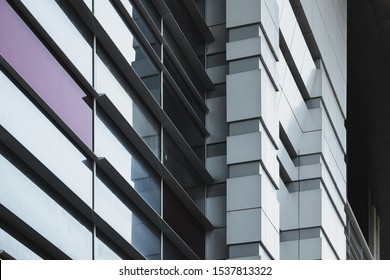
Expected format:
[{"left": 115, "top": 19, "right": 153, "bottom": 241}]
[{"left": 225, "top": 0, "right": 280, "bottom": 260}]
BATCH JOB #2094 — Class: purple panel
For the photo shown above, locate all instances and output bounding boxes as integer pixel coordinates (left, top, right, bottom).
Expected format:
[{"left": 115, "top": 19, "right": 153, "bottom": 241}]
[{"left": 0, "top": 0, "right": 92, "bottom": 148}]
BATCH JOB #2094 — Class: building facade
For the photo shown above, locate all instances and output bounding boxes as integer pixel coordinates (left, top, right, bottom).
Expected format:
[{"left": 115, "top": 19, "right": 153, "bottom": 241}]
[{"left": 0, "top": 0, "right": 381, "bottom": 260}]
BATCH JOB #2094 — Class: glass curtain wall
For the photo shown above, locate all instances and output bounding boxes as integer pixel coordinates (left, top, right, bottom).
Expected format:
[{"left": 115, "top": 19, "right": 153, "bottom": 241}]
[{"left": 0, "top": 0, "right": 209, "bottom": 260}]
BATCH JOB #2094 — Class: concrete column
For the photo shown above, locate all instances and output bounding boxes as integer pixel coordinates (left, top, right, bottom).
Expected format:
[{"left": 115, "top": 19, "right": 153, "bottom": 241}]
[{"left": 225, "top": 0, "right": 280, "bottom": 260}]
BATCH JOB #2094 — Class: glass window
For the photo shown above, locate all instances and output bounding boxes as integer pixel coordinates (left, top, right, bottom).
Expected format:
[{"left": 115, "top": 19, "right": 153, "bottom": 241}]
[
  {"left": 164, "top": 0, "right": 205, "bottom": 64},
  {"left": 95, "top": 0, "right": 161, "bottom": 102},
  {"left": 0, "top": 71, "right": 93, "bottom": 207},
  {"left": 95, "top": 169, "right": 161, "bottom": 259},
  {"left": 163, "top": 132, "right": 205, "bottom": 211},
  {"left": 21, "top": 0, "right": 93, "bottom": 84},
  {"left": 96, "top": 47, "right": 160, "bottom": 157},
  {"left": 164, "top": 53, "right": 205, "bottom": 123},
  {"left": 0, "top": 0, "right": 93, "bottom": 148},
  {"left": 95, "top": 108, "right": 161, "bottom": 213},
  {"left": 0, "top": 147, "right": 92, "bottom": 260},
  {"left": 164, "top": 79, "right": 205, "bottom": 163},
  {"left": 138, "top": 0, "right": 160, "bottom": 30},
  {"left": 164, "top": 26, "right": 205, "bottom": 97},
  {"left": 119, "top": 0, "right": 161, "bottom": 57},
  {"left": 163, "top": 186, "right": 205, "bottom": 259}
]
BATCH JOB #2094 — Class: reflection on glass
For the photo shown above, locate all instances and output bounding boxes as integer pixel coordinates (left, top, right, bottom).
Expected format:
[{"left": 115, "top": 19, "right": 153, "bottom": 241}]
[
  {"left": 163, "top": 186, "right": 205, "bottom": 259},
  {"left": 138, "top": 0, "right": 161, "bottom": 30},
  {"left": 96, "top": 47, "right": 160, "bottom": 157},
  {"left": 120, "top": 0, "right": 160, "bottom": 57},
  {"left": 0, "top": 228, "right": 42, "bottom": 260},
  {"left": 164, "top": 79, "right": 205, "bottom": 163},
  {"left": 163, "top": 235, "right": 187, "bottom": 260},
  {"left": 163, "top": 132, "right": 205, "bottom": 211},
  {"left": 0, "top": 72, "right": 93, "bottom": 206},
  {"left": 95, "top": 0, "right": 161, "bottom": 102},
  {"left": 95, "top": 170, "right": 161, "bottom": 259},
  {"left": 164, "top": 54, "right": 205, "bottom": 123},
  {"left": 164, "top": 0, "right": 205, "bottom": 63},
  {"left": 164, "top": 26, "right": 205, "bottom": 97},
  {"left": 0, "top": 1, "right": 93, "bottom": 147},
  {"left": 0, "top": 148, "right": 92, "bottom": 260},
  {"left": 21, "top": 0, "right": 93, "bottom": 83},
  {"left": 95, "top": 109, "right": 161, "bottom": 213}
]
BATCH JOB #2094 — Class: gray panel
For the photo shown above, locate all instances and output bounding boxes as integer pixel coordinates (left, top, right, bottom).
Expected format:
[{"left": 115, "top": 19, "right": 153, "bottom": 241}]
[
  {"left": 207, "top": 24, "right": 228, "bottom": 54},
  {"left": 206, "top": 155, "right": 228, "bottom": 182},
  {"left": 206, "top": 96, "right": 228, "bottom": 144},
  {"left": 206, "top": 0, "right": 226, "bottom": 26},
  {"left": 229, "top": 24, "right": 260, "bottom": 42},
  {"left": 226, "top": 37, "right": 261, "bottom": 61},
  {"left": 229, "top": 57, "right": 261, "bottom": 74},
  {"left": 229, "top": 242, "right": 261, "bottom": 258},
  {"left": 229, "top": 119, "right": 261, "bottom": 136},
  {"left": 226, "top": 0, "right": 261, "bottom": 28},
  {"left": 206, "top": 196, "right": 226, "bottom": 227},
  {"left": 227, "top": 175, "right": 262, "bottom": 211},
  {"left": 229, "top": 162, "right": 260, "bottom": 178},
  {"left": 227, "top": 208, "right": 262, "bottom": 244},
  {"left": 227, "top": 132, "right": 262, "bottom": 164},
  {"left": 206, "top": 228, "right": 228, "bottom": 259},
  {"left": 227, "top": 70, "right": 262, "bottom": 122}
]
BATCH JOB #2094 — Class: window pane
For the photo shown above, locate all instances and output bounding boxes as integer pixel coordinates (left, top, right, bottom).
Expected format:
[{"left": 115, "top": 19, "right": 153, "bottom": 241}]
[
  {"left": 0, "top": 71, "right": 93, "bottom": 207},
  {"left": 138, "top": 0, "right": 160, "bottom": 30},
  {"left": 21, "top": 0, "right": 93, "bottom": 84},
  {"left": 164, "top": 79, "right": 205, "bottom": 163},
  {"left": 0, "top": 227, "right": 41, "bottom": 260},
  {"left": 164, "top": 54, "right": 205, "bottom": 123},
  {"left": 95, "top": 170, "right": 161, "bottom": 259},
  {"left": 164, "top": 0, "right": 205, "bottom": 63},
  {"left": 164, "top": 26, "right": 205, "bottom": 97},
  {"left": 96, "top": 47, "right": 160, "bottom": 157},
  {"left": 163, "top": 186, "right": 205, "bottom": 259},
  {"left": 95, "top": 108, "right": 161, "bottom": 213},
  {"left": 163, "top": 132, "right": 205, "bottom": 211},
  {"left": 120, "top": 0, "right": 160, "bottom": 57},
  {"left": 0, "top": 147, "right": 92, "bottom": 260},
  {"left": 95, "top": 236, "right": 122, "bottom": 260},
  {"left": 95, "top": 0, "right": 160, "bottom": 102},
  {"left": 163, "top": 235, "right": 187, "bottom": 260}
]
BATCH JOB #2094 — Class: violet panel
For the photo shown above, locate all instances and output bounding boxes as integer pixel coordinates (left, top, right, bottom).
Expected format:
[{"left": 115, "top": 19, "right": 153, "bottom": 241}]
[{"left": 0, "top": 0, "right": 92, "bottom": 148}]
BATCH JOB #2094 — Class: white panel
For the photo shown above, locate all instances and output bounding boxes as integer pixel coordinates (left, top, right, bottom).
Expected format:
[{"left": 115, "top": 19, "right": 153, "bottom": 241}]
[{"left": 261, "top": 209, "right": 280, "bottom": 259}]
